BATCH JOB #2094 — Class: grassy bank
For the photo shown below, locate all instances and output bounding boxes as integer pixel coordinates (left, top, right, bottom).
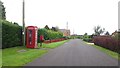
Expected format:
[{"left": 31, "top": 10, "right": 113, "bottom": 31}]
[
  {"left": 0, "top": 49, "right": 2, "bottom": 68},
  {"left": 2, "top": 46, "right": 47, "bottom": 66},
  {"left": 2, "top": 40, "right": 69, "bottom": 67},
  {"left": 85, "top": 42, "right": 119, "bottom": 60}
]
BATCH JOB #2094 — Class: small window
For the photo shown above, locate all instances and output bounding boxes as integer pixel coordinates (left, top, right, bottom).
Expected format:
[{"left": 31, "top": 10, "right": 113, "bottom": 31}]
[{"left": 28, "top": 30, "right": 32, "bottom": 45}]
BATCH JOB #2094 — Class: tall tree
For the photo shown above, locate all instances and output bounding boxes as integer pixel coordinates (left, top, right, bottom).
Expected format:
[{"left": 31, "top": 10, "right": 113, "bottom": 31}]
[
  {"left": 84, "top": 33, "right": 88, "bottom": 36},
  {"left": 51, "top": 26, "right": 59, "bottom": 31},
  {"left": 44, "top": 25, "right": 50, "bottom": 30},
  {"left": 94, "top": 25, "right": 105, "bottom": 36},
  {"left": 55, "top": 26, "right": 59, "bottom": 31},
  {"left": 13, "top": 22, "right": 19, "bottom": 26},
  {"left": 0, "top": 1, "right": 6, "bottom": 20},
  {"left": 83, "top": 33, "right": 89, "bottom": 38},
  {"left": 105, "top": 31, "right": 110, "bottom": 35}
]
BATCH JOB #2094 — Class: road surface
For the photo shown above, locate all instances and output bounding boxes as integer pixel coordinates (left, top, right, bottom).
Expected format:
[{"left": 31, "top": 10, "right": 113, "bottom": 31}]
[{"left": 25, "top": 39, "right": 118, "bottom": 66}]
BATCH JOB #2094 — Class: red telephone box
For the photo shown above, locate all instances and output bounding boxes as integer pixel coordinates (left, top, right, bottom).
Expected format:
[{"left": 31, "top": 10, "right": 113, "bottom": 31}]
[{"left": 26, "top": 26, "right": 38, "bottom": 48}]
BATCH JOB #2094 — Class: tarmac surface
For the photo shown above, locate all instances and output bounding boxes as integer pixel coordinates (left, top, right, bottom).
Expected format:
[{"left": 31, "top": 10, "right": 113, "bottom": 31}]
[{"left": 25, "top": 39, "right": 118, "bottom": 66}]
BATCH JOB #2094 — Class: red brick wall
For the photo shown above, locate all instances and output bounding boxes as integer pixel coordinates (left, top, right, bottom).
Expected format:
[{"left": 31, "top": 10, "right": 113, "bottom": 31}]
[{"left": 43, "top": 38, "right": 65, "bottom": 44}]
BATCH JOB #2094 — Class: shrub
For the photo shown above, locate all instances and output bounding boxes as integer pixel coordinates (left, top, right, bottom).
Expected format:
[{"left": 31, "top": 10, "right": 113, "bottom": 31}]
[
  {"left": 93, "top": 36, "right": 119, "bottom": 53},
  {"left": 63, "top": 36, "right": 70, "bottom": 40},
  {"left": 76, "top": 36, "right": 82, "bottom": 39},
  {"left": 82, "top": 35, "right": 92, "bottom": 42},
  {"left": 1, "top": 20, "right": 22, "bottom": 49},
  {"left": 38, "top": 28, "right": 63, "bottom": 43},
  {"left": 83, "top": 38, "right": 92, "bottom": 42}
]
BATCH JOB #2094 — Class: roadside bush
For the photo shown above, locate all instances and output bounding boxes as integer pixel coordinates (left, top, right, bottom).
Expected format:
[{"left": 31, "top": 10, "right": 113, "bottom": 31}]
[
  {"left": 76, "top": 36, "right": 82, "bottom": 39},
  {"left": 83, "top": 38, "right": 92, "bottom": 42},
  {"left": 93, "top": 36, "right": 120, "bottom": 53},
  {"left": 82, "top": 35, "right": 92, "bottom": 42},
  {"left": 38, "top": 28, "right": 48, "bottom": 43},
  {"left": 38, "top": 28, "right": 63, "bottom": 43},
  {"left": 1, "top": 20, "right": 22, "bottom": 49},
  {"left": 63, "top": 36, "right": 70, "bottom": 40}
]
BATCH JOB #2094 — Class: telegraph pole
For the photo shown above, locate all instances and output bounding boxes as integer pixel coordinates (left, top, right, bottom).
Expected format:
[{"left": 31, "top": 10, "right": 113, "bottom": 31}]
[
  {"left": 22, "top": 0, "right": 25, "bottom": 46},
  {"left": 73, "top": 29, "right": 74, "bottom": 35},
  {"left": 66, "top": 22, "right": 68, "bottom": 36},
  {"left": 66, "top": 22, "right": 68, "bottom": 30}
]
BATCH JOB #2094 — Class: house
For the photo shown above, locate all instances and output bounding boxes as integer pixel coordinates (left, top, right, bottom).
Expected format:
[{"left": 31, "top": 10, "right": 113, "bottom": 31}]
[
  {"left": 59, "top": 29, "right": 70, "bottom": 36},
  {"left": 111, "top": 30, "right": 120, "bottom": 40},
  {"left": 111, "top": 31, "right": 119, "bottom": 36}
]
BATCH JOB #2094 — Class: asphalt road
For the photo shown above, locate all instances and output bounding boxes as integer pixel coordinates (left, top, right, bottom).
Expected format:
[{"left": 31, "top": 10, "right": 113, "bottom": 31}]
[{"left": 25, "top": 39, "right": 118, "bottom": 66}]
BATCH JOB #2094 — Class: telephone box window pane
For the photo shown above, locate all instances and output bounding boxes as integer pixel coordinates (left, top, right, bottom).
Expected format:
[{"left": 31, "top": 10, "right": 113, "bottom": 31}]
[{"left": 28, "top": 30, "right": 32, "bottom": 45}]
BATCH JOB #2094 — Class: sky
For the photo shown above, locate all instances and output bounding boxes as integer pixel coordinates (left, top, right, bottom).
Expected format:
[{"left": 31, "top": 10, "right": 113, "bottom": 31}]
[{"left": 2, "top": 0, "right": 120, "bottom": 35}]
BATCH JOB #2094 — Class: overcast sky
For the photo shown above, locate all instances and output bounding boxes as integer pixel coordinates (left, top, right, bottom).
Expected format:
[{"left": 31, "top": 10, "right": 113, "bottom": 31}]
[{"left": 2, "top": 0, "right": 120, "bottom": 35}]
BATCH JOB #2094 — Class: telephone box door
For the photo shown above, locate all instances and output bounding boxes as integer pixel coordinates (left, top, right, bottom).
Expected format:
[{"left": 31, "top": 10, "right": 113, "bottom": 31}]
[{"left": 26, "top": 26, "right": 38, "bottom": 48}]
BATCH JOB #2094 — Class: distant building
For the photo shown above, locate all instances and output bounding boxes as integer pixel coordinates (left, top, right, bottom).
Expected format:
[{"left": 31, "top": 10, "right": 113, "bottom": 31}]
[
  {"left": 59, "top": 29, "right": 70, "bottom": 36},
  {"left": 111, "top": 30, "right": 120, "bottom": 37},
  {"left": 71, "top": 34, "right": 77, "bottom": 36}
]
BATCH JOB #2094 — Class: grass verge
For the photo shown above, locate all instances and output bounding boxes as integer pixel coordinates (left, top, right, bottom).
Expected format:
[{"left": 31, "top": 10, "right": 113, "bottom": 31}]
[
  {"left": 85, "top": 42, "right": 119, "bottom": 60},
  {"left": 2, "top": 40, "right": 69, "bottom": 67},
  {"left": 0, "top": 49, "right": 2, "bottom": 68},
  {"left": 2, "top": 46, "right": 47, "bottom": 66}
]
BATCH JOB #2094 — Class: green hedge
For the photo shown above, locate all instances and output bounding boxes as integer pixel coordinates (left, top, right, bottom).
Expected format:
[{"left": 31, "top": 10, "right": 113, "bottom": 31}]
[
  {"left": 1, "top": 20, "right": 22, "bottom": 49},
  {"left": 82, "top": 35, "right": 92, "bottom": 42},
  {"left": 1, "top": 20, "right": 64, "bottom": 48},
  {"left": 38, "top": 28, "right": 63, "bottom": 43},
  {"left": 83, "top": 38, "right": 92, "bottom": 42}
]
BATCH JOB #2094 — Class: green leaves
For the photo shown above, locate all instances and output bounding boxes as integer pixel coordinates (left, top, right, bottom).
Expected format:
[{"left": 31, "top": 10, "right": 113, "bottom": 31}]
[
  {"left": 94, "top": 25, "right": 105, "bottom": 36},
  {"left": 0, "top": 1, "right": 6, "bottom": 20},
  {"left": 37, "top": 28, "right": 63, "bottom": 43},
  {"left": 2, "top": 20, "right": 22, "bottom": 49}
]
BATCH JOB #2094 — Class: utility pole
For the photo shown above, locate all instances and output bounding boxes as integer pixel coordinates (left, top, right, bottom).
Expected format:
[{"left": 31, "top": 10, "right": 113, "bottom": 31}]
[
  {"left": 66, "top": 22, "right": 68, "bottom": 30},
  {"left": 66, "top": 22, "right": 68, "bottom": 36},
  {"left": 22, "top": 0, "right": 25, "bottom": 46},
  {"left": 73, "top": 29, "right": 74, "bottom": 35},
  {"left": 118, "top": 2, "right": 120, "bottom": 60}
]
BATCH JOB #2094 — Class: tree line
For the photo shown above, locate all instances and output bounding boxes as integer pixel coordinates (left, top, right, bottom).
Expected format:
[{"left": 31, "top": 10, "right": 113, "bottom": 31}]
[{"left": 0, "top": 1, "right": 6, "bottom": 20}]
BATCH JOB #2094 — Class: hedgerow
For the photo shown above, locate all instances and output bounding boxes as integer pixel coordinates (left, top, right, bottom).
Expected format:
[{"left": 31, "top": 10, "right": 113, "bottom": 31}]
[
  {"left": 1, "top": 20, "right": 22, "bottom": 49},
  {"left": 37, "top": 28, "right": 63, "bottom": 43},
  {"left": 93, "top": 35, "right": 120, "bottom": 53}
]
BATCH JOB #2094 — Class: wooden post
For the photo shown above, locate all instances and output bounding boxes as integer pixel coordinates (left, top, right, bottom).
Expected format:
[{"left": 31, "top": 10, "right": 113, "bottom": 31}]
[{"left": 22, "top": 0, "right": 25, "bottom": 46}]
